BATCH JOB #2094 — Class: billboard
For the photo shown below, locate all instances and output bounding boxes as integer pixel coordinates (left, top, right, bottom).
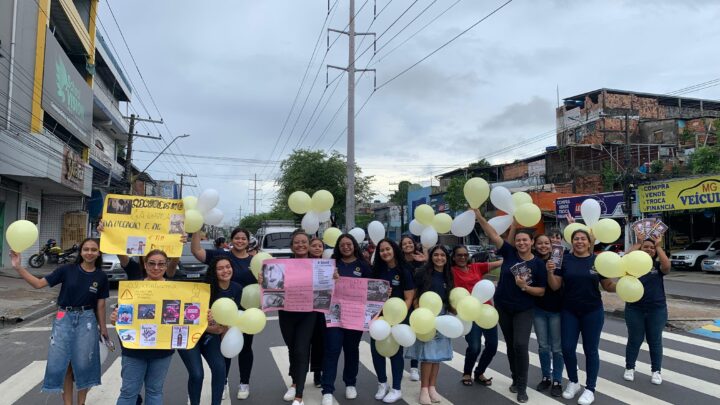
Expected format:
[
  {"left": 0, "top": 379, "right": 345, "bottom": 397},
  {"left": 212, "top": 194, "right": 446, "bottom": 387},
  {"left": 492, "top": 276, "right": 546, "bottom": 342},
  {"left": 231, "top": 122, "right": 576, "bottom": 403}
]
[
  {"left": 407, "top": 186, "right": 431, "bottom": 222},
  {"left": 555, "top": 191, "right": 625, "bottom": 219},
  {"left": 638, "top": 176, "right": 720, "bottom": 213}
]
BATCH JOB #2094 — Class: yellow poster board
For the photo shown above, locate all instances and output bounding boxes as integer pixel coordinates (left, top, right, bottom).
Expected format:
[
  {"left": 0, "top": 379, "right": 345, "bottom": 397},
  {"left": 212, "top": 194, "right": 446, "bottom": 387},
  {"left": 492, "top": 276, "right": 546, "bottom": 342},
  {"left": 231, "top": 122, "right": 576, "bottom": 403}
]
[
  {"left": 116, "top": 281, "right": 210, "bottom": 350},
  {"left": 100, "top": 194, "right": 185, "bottom": 257},
  {"left": 638, "top": 176, "right": 720, "bottom": 213}
]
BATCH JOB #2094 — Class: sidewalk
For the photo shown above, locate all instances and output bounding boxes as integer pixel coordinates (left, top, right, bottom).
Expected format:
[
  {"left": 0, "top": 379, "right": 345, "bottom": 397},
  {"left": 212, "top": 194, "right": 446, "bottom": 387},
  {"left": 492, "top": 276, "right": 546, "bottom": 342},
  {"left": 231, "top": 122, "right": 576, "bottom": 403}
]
[{"left": 0, "top": 266, "right": 57, "bottom": 324}]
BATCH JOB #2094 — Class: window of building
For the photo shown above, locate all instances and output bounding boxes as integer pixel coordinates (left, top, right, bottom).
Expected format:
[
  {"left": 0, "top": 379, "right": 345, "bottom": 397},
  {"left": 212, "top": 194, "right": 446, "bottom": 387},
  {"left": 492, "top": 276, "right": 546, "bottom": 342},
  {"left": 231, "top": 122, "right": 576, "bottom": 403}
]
[
  {"left": 653, "top": 130, "right": 664, "bottom": 143},
  {"left": 95, "top": 139, "right": 105, "bottom": 151}
]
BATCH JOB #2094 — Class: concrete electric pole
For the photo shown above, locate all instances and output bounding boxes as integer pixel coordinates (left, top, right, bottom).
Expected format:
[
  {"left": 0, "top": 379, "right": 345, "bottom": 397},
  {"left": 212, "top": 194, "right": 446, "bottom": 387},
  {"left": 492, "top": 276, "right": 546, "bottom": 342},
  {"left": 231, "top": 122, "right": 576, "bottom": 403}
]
[
  {"left": 177, "top": 173, "right": 197, "bottom": 198},
  {"left": 123, "top": 113, "right": 163, "bottom": 193},
  {"left": 249, "top": 173, "right": 261, "bottom": 215}
]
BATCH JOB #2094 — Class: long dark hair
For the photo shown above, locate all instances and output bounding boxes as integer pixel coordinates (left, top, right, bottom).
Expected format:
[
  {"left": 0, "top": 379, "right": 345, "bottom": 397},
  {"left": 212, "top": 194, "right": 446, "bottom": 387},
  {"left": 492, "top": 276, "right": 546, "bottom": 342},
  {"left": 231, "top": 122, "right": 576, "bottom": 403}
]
[
  {"left": 74, "top": 238, "right": 103, "bottom": 268},
  {"left": 332, "top": 234, "right": 365, "bottom": 262},
  {"left": 205, "top": 256, "right": 233, "bottom": 303},
  {"left": 417, "top": 245, "right": 454, "bottom": 303},
  {"left": 371, "top": 239, "right": 408, "bottom": 277}
]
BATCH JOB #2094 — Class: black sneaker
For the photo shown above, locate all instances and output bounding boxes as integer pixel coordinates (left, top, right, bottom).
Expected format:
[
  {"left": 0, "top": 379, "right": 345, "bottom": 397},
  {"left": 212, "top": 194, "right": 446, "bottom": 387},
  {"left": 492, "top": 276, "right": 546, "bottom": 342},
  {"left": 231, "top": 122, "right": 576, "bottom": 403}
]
[
  {"left": 509, "top": 382, "right": 518, "bottom": 393},
  {"left": 550, "top": 381, "right": 563, "bottom": 397},
  {"left": 536, "top": 377, "right": 551, "bottom": 392},
  {"left": 314, "top": 371, "right": 322, "bottom": 388},
  {"left": 517, "top": 390, "right": 529, "bottom": 403}
]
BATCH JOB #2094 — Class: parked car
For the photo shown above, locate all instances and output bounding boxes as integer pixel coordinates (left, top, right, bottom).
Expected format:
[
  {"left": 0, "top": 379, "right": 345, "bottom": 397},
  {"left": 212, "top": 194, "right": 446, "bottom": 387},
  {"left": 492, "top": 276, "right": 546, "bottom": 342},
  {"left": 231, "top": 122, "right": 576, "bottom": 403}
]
[
  {"left": 595, "top": 243, "right": 625, "bottom": 256},
  {"left": 670, "top": 239, "right": 720, "bottom": 271},
  {"left": 175, "top": 241, "right": 214, "bottom": 281},
  {"left": 256, "top": 220, "right": 296, "bottom": 258},
  {"left": 102, "top": 254, "right": 127, "bottom": 282},
  {"left": 701, "top": 257, "right": 720, "bottom": 273},
  {"left": 466, "top": 244, "right": 498, "bottom": 263}
]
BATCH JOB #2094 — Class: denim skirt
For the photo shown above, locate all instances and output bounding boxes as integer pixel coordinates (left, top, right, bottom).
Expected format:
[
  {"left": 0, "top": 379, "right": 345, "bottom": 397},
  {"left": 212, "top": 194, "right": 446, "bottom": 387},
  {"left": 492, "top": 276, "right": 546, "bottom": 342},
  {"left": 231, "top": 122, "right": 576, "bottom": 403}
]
[{"left": 404, "top": 331, "right": 453, "bottom": 362}]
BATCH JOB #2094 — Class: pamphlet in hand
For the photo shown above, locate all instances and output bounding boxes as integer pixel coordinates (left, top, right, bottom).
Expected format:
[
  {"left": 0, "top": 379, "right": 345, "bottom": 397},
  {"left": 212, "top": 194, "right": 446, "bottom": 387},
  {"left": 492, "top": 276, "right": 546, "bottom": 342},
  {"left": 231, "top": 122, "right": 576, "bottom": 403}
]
[
  {"left": 509, "top": 262, "right": 533, "bottom": 285},
  {"left": 648, "top": 221, "right": 668, "bottom": 239},
  {"left": 550, "top": 244, "right": 564, "bottom": 268}
]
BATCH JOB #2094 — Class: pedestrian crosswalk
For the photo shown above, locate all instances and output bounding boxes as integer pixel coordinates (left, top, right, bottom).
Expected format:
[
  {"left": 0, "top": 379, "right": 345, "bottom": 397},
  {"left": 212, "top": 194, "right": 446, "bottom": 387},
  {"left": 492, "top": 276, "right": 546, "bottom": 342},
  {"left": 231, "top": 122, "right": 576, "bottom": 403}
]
[{"left": 3, "top": 321, "right": 720, "bottom": 404}]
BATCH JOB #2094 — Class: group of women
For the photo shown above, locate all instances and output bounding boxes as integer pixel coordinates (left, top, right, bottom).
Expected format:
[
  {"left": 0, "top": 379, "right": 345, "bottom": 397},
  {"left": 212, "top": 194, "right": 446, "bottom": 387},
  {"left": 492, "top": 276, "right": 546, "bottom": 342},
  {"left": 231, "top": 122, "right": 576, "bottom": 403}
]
[{"left": 10, "top": 210, "right": 671, "bottom": 405}]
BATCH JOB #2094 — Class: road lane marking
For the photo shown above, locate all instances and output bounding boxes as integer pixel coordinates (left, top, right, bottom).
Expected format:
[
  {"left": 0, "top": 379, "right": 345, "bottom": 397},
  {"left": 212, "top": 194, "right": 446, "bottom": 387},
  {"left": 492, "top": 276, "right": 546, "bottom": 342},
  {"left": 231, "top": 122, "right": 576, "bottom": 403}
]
[
  {"left": 0, "top": 360, "right": 46, "bottom": 405},
  {"left": 200, "top": 357, "right": 232, "bottom": 404},
  {"left": 270, "top": 346, "right": 338, "bottom": 405},
  {"left": 662, "top": 330, "right": 720, "bottom": 351},
  {"left": 86, "top": 357, "right": 122, "bottom": 402}
]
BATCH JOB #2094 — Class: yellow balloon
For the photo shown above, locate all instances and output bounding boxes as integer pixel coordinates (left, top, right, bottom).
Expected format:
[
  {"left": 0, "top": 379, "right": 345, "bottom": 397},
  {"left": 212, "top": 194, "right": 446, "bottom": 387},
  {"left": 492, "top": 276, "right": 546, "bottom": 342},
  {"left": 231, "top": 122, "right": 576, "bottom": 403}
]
[
  {"left": 182, "top": 196, "right": 198, "bottom": 210},
  {"left": 463, "top": 177, "right": 490, "bottom": 208},
  {"left": 311, "top": 190, "right": 334, "bottom": 212},
  {"left": 475, "top": 304, "right": 499, "bottom": 329},
  {"left": 238, "top": 308, "right": 267, "bottom": 335},
  {"left": 240, "top": 284, "right": 261, "bottom": 309},
  {"left": 414, "top": 204, "right": 435, "bottom": 226},
  {"left": 595, "top": 251, "right": 624, "bottom": 278},
  {"left": 211, "top": 297, "right": 240, "bottom": 326},
  {"left": 563, "top": 223, "right": 588, "bottom": 244},
  {"left": 184, "top": 209, "right": 204, "bottom": 233},
  {"left": 514, "top": 203, "right": 541, "bottom": 227},
  {"left": 511, "top": 192, "right": 533, "bottom": 207},
  {"left": 456, "top": 296, "right": 481, "bottom": 321},
  {"left": 417, "top": 328, "right": 437, "bottom": 342},
  {"left": 622, "top": 250, "right": 653, "bottom": 277},
  {"left": 5, "top": 220, "right": 39, "bottom": 252},
  {"left": 419, "top": 291, "right": 443, "bottom": 316},
  {"left": 288, "top": 191, "right": 311, "bottom": 214},
  {"left": 322, "top": 227, "right": 342, "bottom": 247},
  {"left": 375, "top": 335, "right": 400, "bottom": 357},
  {"left": 616, "top": 275, "right": 644, "bottom": 303},
  {"left": 592, "top": 218, "right": 621, "bottom": 243},
  {"left": 432, "top": 213, "right": 452, "bottom": 234},
  {"left": 409, "top": 307, "right": 436, "bottom": 334},
  {"left": 382, "top": 297, "right": 408, "bottom": 326},
  {"left": 250, "top": 252, "right": 273, "bottom": 278},
  {"left": 449, "top": 287, "right": 470, "bottom": 308}
]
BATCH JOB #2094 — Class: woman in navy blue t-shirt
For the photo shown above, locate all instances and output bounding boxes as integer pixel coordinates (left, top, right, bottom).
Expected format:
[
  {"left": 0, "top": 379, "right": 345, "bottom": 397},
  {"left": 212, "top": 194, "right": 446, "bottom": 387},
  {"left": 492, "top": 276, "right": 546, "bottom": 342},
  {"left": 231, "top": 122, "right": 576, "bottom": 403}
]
[
  {"left": 623, "top": 235, "right": 670, "bottom": 386},
  {"left": 547, "top": 229, "right": 616, "bottom": 405}
]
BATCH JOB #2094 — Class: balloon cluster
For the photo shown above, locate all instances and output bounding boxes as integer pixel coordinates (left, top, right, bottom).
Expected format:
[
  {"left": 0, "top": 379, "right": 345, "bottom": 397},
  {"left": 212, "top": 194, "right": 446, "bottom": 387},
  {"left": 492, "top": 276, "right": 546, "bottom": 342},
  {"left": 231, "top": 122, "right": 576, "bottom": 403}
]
[
  {"left": 563, "top": 199, "right": 622, "bottom": 244},
  {"left": 210, "top": 298, "right": 268, "bottom": 358},
  {"left": 595, "top": 249, "right": 653, "bottom": 303},
  {"left": 288, "top": 190, "right": 334, "bottom": 234},
  {"left": 408, "top": 204, "right": 454, "bottom": 247},
  {"left": 183, "top": 189, "right": 224, "bottom": 233},
  {"left": 5, "top": 220, "right": 39, "bottom": 252},
  {"left": 488, "top": 187, "right": 542, "bottom": 234},
  {"left": 369, "top": 282, "right": 499, "bottom": 357},
  {"left": 236, "top": 253, "right": 276, "bottom": 311}
]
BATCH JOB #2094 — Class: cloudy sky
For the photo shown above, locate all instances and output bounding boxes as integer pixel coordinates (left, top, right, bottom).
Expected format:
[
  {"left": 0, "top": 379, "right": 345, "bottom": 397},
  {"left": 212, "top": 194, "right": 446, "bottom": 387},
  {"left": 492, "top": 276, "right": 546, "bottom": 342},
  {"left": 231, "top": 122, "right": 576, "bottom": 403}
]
[{"left": 98, "top": 0, "right": 720, "bottom": 223}]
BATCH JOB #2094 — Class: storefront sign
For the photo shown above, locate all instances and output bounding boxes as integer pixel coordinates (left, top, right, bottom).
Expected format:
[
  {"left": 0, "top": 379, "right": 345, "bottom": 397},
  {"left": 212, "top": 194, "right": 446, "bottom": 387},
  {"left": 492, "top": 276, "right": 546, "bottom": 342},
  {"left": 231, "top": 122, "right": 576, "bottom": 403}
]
[
  {"left": 638, "top": 176, "right": 720, "bottom": 212},
  {"left": 555, "top": 191, "right": 625, "bottom": 219},
  {"left": 61, "top": 147, "right": 85, "bottom": 192}
]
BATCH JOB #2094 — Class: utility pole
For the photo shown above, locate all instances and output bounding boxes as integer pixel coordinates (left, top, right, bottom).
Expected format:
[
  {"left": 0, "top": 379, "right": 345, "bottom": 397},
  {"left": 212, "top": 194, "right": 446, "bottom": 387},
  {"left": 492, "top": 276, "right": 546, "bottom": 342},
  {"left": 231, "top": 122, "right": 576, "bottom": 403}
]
[
  {"left": 123, "top": 113, "right": 163, "bottom": 193},
  {"left": 177, "top": 173, "right": 197, "bottom": 198},
  {"left": 249, "top": 174, "right": 261, "bottom": 215},
  {"left": 328, "top": 0, "right": 376, "bottom": 230}
]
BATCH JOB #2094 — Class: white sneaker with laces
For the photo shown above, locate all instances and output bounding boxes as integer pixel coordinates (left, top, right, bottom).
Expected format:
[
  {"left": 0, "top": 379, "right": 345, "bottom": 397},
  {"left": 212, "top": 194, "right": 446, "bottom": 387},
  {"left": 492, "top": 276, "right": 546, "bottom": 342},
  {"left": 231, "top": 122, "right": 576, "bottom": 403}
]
[
  {"left": 291, "top": 400, "right": 304, "bottom": 405},
  {"left": 651, "top": 371, "right": 662, "bottom": 385},
  {"left": 283, "top": 386, "right": 297, "bottom": 402},
  {"left": 321, "top": 393, "right": 334, "bottom": 405},
  {"left": 346, "top": 386, "right": 357, "bottom": 399},
  {"left": 375, "top": 383, "right": 388, "bottom": 400},
  {"left": 237, "top": 384, "right": 249, "bottom": 400},
  {"left": 410, "top": 368, "right": 420, "bottom": 381},
  {"left": 383, "top": 389, "right": 402, "bottom": 403},
  {"left": 577, "top": 389, "right": 595, "bottom": 405},
  {"left": 623, "top": 369, "right": 635, "bottom": 381},
  {"left": 222, "top": 384, "right": 229, "bottom": 400},
  {"left": 562, "top": 382, "right": 582, "bottom": 399}
]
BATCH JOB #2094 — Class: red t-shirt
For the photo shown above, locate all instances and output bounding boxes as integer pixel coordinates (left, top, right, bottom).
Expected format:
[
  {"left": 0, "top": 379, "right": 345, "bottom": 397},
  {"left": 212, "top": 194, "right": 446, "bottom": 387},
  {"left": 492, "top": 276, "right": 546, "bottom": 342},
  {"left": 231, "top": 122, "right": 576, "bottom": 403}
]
[{"left": 452, "top": 263, "right": 491, "bottom": 304}]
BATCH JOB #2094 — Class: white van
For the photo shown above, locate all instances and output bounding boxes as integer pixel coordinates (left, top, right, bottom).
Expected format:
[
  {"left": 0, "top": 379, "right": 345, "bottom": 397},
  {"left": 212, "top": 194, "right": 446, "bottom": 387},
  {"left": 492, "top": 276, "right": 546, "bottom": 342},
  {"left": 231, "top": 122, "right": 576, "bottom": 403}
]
[{"left": 256, "top": 220, "right": 298, "bottom": 258}]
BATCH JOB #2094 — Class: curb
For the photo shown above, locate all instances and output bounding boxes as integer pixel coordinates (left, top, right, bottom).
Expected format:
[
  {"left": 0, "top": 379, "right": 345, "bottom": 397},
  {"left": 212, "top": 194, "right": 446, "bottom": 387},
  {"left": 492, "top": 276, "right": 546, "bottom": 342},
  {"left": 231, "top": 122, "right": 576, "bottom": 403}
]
[{"left": 666, "top": 293, "right": 720, "bottom": 305}]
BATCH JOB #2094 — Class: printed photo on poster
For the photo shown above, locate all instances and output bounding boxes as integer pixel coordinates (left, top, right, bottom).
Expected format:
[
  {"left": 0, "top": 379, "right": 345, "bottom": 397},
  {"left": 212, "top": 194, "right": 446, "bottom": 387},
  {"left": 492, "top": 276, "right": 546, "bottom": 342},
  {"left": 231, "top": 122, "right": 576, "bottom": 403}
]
[
  {"left": 262, "top": 264, "right": 286, "bottom": 289},
  {"left": 138, "top": 304, "right": 156, "bottom": 319},
  {"left": 313, "top": 290, "right": 332, "bottom": 310},
  {"left": 126, "top": 236, "right": 147, "bottom": 255},
  {"left": 168, "top": 214, "right": 184, "bottom": 234},
  {"left": 363, "top": 302, "right": 384, "bottom": 330},
  {"left": 183, "top": 303, "right": 201, "bottom": 325},
  {"left": 171, "top": 326, "right": 189, "bottom": 349},
  {"left": 162, "top": 300, "right": 181, "bottom": 324},
  {"left": 117, "top": 304, "right": 134, "bottom": 325},
  {"left": 140, "top": 324, "right": 157, "bottom": 347},
  {"left": 107, "top": 198, "right": 133, "bottom": 215},
  {"left": 263, "top": 292, "right": 285, "bottom": 309},
  {"left": 326, "top": 303, "right": 341, "bottom": 325},
  {"left": 510, "top": 262, "right": 533, "bottom": 285},
  {"left": 118, "top": 329, "right": 136, "bottom": 343},
  {"left": 366, "top": 280, "right": 390, "bottom": 301}
]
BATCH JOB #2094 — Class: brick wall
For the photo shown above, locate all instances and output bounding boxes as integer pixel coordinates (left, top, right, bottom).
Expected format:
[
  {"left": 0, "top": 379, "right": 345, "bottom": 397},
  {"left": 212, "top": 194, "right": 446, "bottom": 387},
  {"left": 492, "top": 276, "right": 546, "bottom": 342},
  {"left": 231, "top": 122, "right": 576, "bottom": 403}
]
[
  {"left": 574, "top": 175, "right": 605, "bottom": 194},
  {"left": 502, "top": 161, "right": 528, "bottom": 180}
]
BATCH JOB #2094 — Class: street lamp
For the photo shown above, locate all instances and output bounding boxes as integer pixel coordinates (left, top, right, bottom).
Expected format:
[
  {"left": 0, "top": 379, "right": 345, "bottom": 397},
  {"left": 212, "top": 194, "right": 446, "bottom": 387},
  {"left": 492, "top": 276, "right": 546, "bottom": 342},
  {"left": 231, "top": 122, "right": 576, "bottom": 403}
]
[{"left": 140, "top": 134, "right": 190, "bottom": 174}]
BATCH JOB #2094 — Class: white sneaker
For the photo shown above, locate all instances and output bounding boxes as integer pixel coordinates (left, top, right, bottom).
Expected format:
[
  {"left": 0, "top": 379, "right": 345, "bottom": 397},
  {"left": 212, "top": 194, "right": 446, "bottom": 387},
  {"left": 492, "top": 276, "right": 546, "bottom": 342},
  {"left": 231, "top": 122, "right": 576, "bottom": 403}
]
[
  {"left": 291, "top": 400, "right": 304, "bottom": 405},
  {"left": 346, "top": 386, "right": 357, "bottom": 399},
  {"left": 577, "top": 389, "right": 595, "bottom": 405},
  {"left": 651, "top": 371, "right": 662, "bottom": 385},
  {"left": 322, "top": 393, "right": 334, "bottom": 405},
  {"left": 383, "top": 389, "right": 402, "bottom": 403},
  {"left": 562, "top": 382, "right": 582, "bottom": 399},
  {"left": 237, "top": 384, "right": 249, "bottom": 400},
  {"left": 222, "top": 384, "right": 229, "bottom": 399},
  {"left": 623, "top": 369, "right": 635, "bottom": 381},
  {"left": 283, "top": 386, "right": 296, "bottom": 401},
  {"left": 410, "top": 367, "right": 420, "bottom": 381},
  {"left": 375, "top": 383, "right": 388, "bottom": 400}
]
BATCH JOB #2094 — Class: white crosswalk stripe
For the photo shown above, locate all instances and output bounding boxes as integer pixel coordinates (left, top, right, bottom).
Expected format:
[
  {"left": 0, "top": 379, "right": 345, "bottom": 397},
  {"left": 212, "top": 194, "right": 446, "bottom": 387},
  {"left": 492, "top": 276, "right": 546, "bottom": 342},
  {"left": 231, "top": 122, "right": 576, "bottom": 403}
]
[
  {"left": 85, "top": 357, "right": 121, "bottom": 402},
  {"left": 270, "top": 346, "right": 339, "bottom": 405},
  {"left": 662, "top": 330, "right": 720, "bottom": 352},
  {"left": 0, "top": 361, "right": 45, "bottom": 405}
]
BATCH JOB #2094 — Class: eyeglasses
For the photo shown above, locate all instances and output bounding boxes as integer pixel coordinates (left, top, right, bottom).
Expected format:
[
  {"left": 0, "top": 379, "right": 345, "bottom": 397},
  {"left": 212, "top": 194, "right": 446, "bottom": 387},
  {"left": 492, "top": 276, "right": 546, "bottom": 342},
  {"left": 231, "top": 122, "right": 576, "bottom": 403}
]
[
  {"left": 455, "top": 253, "right": 469, "bottom": 257},
  {"left": 147, "top": 261, "right": 167, "bottom": 268}
]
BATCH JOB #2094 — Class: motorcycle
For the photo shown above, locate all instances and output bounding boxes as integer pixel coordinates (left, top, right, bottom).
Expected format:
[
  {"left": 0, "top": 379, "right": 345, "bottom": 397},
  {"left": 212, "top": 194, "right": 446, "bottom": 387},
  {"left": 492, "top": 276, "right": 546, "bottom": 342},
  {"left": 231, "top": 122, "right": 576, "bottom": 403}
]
[{"left": 28, "top": 239, "right": 79, "bottom": 268}]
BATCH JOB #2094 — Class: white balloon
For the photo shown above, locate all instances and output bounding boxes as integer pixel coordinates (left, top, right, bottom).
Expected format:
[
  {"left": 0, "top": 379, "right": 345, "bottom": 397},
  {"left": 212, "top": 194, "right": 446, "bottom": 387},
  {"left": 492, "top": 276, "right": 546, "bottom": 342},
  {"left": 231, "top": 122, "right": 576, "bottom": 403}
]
[
  {"left": 488, "top": 215, "right": 513, "bottom": 235},
  {"left": 196, "top": 189, "right": 220, "bottom": 213},
  {"left": 580, "top": 199, "right": 601, "bottom": 227},
  {"left": 318, "top": 210, "right": 331, "bottom": 222},
  {"left": 451, "top": 210, "right": 476, "bottom": 237},
  {"left": 471, "top": 279, "right": 496, "bottom": 303},
  {"left": 301, "top": 211, "right": 320, "bottom": 234},
  {"left": 461, "top": 319, "right": 473, "bottom": 336},
  {"left": 391, "top": 324, "right": 417, "bottom": 347},
  {"left": 490, "top": 186, "right": 515, "bottom": 215},
  {"left": 435, "top": 315, "right": 464, "bottom": 339},
  {"left": 203, "top": 207, "right": 224, "bottom": 226},
  {"left": 349, "top": 227, "right": 366, "bottom": 243},
  {"left": 368, "top": 221, "right": 385, "bottom": 244},
  {"left": 220, "top": 327, "right": 245, "bottom": 358},
  {"left": 420, "top": 227, "right": 438, "bottom": 248},
  {"left": 369, "top": 319, "right": 392, "bottom": 341},
  {"left": 322, "top": 248, "right": 334, "bottom": 259},
  {"left": 409, "top": 219, "right": 426, "bottom": 236}
]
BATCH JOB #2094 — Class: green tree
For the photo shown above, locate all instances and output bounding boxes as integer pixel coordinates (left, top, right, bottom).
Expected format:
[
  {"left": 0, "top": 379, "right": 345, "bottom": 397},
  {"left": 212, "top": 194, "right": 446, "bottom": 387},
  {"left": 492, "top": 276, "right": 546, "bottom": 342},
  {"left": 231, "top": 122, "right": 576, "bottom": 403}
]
[
  {"left": 601, "top": 162, "right": 619, "bottom": 191},
  {"left": 273, "top": 149, "right": 375, "bottom": 228},
  {"left": 389, "top": 180, "right": 421, "bottom": 232},
  {"left": 444, "top": 176, "right": 469, "bottom": 212},
  {"left": 688, "top": 145, "right": 720, "bottom": 174},
  {"left": 650, "top": 160, "right": 664, "bottom": 174},
  {"left": 239, "top": 211, "right": 295, "bottom": 234}
]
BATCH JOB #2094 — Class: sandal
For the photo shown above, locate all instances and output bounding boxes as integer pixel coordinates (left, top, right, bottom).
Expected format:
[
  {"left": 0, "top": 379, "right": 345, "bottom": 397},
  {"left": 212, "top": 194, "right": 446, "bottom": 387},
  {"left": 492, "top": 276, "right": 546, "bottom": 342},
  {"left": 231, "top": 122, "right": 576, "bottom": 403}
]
[
  {"left": 461, "top": 376, "right": 473, "bottom": 386},
  {"left": 474, "top": 376, "right": 493, "bottom": 386}
]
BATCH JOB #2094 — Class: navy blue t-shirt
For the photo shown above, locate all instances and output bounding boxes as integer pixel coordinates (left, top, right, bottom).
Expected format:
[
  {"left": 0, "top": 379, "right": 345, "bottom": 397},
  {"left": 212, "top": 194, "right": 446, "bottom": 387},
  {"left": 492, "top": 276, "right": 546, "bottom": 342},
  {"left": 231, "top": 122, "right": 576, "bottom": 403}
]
[
  {"left": 204, "top": 249, "right": 256, "bottom": 287},
  {"left": 535, "top": 257, "right": 563, "bottom": 313},
  {"left": 627, "top": 261, "right": 666, "bottom": 310},
  {"left": 336, "top": 259, "right": 372, "bottom": 278},
  {"left": 375, "top": 265, "right": 415, "bottom": 299},
  {"left": 45, "top": 263, "right": 109, "bottom": 308},
  {"left": 217, "top": 281, "right": 243, "bottom": 307},
  {"left": 494, "top": 241, "right": 547, "bottom": 312},
  {"left": 556, "top": 253, "right": 606, "bottom": 314}
]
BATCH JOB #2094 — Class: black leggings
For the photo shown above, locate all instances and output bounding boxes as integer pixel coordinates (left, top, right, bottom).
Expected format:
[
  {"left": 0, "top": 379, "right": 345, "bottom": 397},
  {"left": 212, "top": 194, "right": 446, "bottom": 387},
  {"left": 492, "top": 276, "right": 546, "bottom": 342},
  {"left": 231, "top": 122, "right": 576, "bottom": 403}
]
[
  {"left": 279, "top": 311, "right": 317, "bottom": 398},
  {"left": 310, "top": 312, "right": 326, "bottom": 373},
  {"left": 224, "top": 333, "right": 254, "bottom": 384},
  {"left": 496, "top": 306, "right": 534, "bottom": 391}
]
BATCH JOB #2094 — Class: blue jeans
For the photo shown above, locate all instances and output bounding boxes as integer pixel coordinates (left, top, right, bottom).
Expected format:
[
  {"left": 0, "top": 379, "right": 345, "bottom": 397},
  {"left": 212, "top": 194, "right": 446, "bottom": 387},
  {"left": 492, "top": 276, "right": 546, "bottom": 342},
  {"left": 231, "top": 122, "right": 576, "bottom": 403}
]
[
  {"left": 625, "top": 305, "right": 667, "bottom": 372},
  {"left": 561, "top": 307, "right": 604, "bottom": 392},
  {"left": 117, "top": 354, "right": 173, "bottom": 405},
  {"left": 43, "top": 309, "right": 101, "bottom": 392},
  {"left": 321, "top": 327, "right": 363, "bottom": 394},
  {"left": 533, "top": 308, "right": 563, "bottom": 382},
  {"left": 463, "top": 323, "right": 498, "bottom": 376},
  {"left": 179, "top": 334, "right": 226, "bottom": 405},
  {"left": 371, "top": 339, "right": 404, "bottom": 390}
]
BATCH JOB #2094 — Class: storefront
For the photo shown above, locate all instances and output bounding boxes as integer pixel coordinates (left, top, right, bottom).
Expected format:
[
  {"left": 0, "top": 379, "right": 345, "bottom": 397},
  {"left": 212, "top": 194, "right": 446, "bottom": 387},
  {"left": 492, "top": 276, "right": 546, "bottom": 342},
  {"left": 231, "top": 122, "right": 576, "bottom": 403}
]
[{"left": 555, "top": 191, "right": 627, "bottom": 245}]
